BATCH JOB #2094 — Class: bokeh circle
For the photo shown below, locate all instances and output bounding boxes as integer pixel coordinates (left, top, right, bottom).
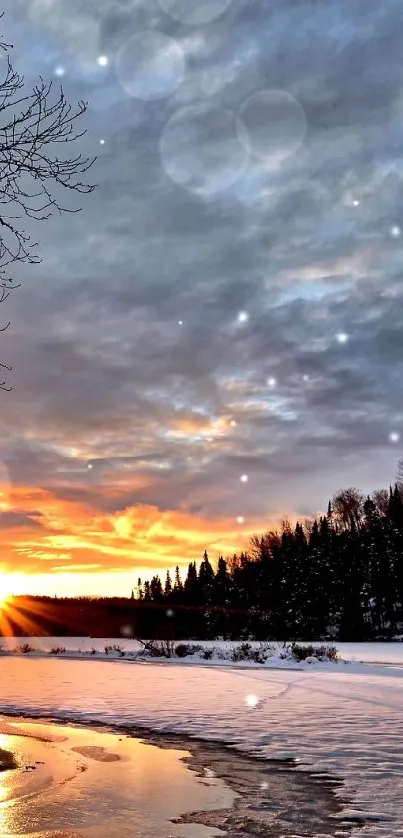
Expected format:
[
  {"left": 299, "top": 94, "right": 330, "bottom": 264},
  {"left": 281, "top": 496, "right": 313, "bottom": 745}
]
[
  {"left": 160, "top": 103, "right": 249, "bottom": 196},
  {"left": 158, "top": 0, "right": 232, "bottom": 25},
  {"left": 237, "top": 89, "right": 307, "bottom": 165},
  {"left": 116, "top": 31, "right": 185, "bottom": 101}
]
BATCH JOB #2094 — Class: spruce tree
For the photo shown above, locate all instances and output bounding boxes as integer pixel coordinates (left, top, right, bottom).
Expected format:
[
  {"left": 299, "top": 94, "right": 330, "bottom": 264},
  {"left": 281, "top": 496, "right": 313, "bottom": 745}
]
[{"left": 164, "top": 570, "right": 173, "bottom": 598}]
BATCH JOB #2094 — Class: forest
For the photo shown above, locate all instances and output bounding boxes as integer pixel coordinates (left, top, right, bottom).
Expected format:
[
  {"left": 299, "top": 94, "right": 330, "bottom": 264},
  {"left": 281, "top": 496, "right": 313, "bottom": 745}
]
[
  {"left": 5, "top": 481, "right": 403, "bottom": 642},
  {"left": 134, "top": 482, "right": 403, "bottom": 641}
]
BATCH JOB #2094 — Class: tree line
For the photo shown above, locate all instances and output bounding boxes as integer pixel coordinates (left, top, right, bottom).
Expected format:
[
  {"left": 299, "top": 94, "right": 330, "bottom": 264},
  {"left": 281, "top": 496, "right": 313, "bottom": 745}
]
[{"left": 134, "top": 479, "right": 403, "bottom": 641}]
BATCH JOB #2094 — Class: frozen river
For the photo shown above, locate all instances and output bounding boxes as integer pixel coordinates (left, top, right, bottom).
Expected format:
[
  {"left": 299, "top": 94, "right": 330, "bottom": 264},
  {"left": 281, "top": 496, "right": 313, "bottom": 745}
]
[{"left": 0, "top": 651, "right": 402, "bottom": 837}]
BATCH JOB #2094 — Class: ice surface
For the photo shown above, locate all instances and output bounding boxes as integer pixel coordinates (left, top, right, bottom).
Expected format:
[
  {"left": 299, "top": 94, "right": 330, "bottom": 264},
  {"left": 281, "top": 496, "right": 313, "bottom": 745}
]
[{"left": 0, "top": 645, "right": 402, "bottom": 837}]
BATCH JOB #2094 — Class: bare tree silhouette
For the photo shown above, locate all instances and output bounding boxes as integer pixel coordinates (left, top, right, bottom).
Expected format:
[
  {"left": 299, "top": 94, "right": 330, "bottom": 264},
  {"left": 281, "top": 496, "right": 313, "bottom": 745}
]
[{"left": 0, "top": 12, "right": 96, "bottom": 389}]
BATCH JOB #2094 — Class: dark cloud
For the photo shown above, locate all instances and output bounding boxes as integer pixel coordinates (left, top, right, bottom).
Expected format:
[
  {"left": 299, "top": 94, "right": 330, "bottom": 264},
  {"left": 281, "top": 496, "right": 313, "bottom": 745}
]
[
  {"left": 0, "top": 510, "right": 44, "bottom": 530},
  {"left": 1, "top": 0, "right": 402, "bottom": 589}
]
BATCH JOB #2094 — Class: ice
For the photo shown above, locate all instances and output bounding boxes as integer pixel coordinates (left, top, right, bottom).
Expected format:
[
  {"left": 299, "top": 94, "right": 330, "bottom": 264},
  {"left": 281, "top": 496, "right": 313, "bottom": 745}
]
[{"left": 0, "top": 643, "right": 401, "bottom": 837}]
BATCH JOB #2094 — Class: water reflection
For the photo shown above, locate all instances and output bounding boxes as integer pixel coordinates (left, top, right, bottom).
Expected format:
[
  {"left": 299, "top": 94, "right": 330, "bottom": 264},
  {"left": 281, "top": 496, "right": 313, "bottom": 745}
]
[
  {"left": 0, "top": 718, "right": 358, "bottom": 838},
  {"left": 0, "top": 721, "right": 233, "bottom": 837}
]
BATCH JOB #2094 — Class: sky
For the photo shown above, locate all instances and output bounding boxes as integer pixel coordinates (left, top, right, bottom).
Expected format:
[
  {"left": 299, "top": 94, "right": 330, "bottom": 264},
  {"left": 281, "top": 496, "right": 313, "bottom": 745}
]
[{"left": 0, "top": 0, "right": 403, "bottom": 596}]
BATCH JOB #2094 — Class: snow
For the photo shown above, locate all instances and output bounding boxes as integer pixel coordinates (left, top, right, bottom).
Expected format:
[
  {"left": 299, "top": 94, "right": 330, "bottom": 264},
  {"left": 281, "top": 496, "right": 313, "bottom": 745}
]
[
  {"left": 2, "top": 636, "right": 403, "bottom": 667},
  {"left": 0, "top": 640, "right": 402, "bottom": 837}
]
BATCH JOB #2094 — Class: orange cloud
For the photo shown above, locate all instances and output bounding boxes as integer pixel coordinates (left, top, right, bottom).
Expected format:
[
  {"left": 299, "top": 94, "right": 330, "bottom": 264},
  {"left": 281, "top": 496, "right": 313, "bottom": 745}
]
[{"left": 0, "top": 483, "right": 274, "bottom": 596}]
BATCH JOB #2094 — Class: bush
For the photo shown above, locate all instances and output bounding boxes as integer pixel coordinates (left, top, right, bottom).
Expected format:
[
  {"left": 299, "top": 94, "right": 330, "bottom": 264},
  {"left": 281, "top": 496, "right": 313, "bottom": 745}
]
[
  {"left": 174, "top": 643, "right": 202, "bottom": 658},
  {"left": 231, "top": 642, "right": 272, "bottom": 664},
  {"left": 50, "top": 646, "right": 66, "bottom": 655},
  {"left": 232, "top": 642, "right": 253, "bottom": 662},
  {"left": 15, "top": 643, "right": 35, "bottom": 654},
  {"left": 138, "top": 639, "right": 175, "bottom": 658},
  {"left": 291, "top": 643, "right": 338, "bottom": 662},
  {"left": 200, "top": 647, "right": 215, "bottom": 660},
  {"left": 105, "top": 644, "right": 125, "bottom": 656}
]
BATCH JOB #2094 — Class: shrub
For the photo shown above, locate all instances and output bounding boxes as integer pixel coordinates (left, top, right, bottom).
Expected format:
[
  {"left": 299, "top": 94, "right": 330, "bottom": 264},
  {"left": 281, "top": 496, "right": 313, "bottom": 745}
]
[
  {"left": 137, "top": 639, "right": 175, "bottom": 658},
  {"left": 104, "top": 644, "right": 125, "bottom": 656},
  {"left": 200, "top": 647, "right": 215, "bottom": 660},
  {"left": 231, "top": 642, "right": 272, "bottom": 664},
  {"left": 15, "top": 643, "right": 35, "bottom": 654},
  {"left": 291, "top": 643, "right": 338, "bottom": 662},
  {"left": 232, "top": 642, "right": 253, "bottom": 662},
  {"left": 174, "top": 643, "right": 202, "bottom": 658},
  {"left": 50, "top": 646, "right": 66, "bottom": 655}
]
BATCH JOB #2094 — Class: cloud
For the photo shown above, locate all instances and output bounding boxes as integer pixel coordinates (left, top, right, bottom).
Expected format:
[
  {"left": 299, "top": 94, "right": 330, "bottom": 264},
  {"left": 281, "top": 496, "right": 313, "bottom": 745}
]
[{"left": 1, "top": 1, "right": 402, "bottom": 591}]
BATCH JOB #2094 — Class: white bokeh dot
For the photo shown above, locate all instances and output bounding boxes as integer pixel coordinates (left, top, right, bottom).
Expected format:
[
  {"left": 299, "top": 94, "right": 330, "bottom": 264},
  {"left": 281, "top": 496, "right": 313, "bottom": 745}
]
[
  {"left": 236, "top": 516, "right": 245, "bottom": 524},
  {"left": 237, "top": 311, "right": 249, "bottom": 323},
  {"left": 390, "top": 225, "right": 401, "bottom": 238},
  {"left": 240, "top": 474, "right": 248, "bottom": 483},
  {"left": 158, "top": 0, "right": 232, "bottom": 26},
  {"left": 389, "top": 431, "right": 400, "bottom": 443},
  {"left": 267, "top": 376, "right": 277, "bottom": 388},
  {"left": 54, "top": 66, "right": 65, "bottom": 77},
  {"left": 116, "top": 31, "right": 185, "bottom": 102},
  {"left": 230, "top": 419, "right": 237, "bottom": 427},
  {"left": 160, "top": 103, "right": 249, "bottom": 197},
  {"left": 99, "top": 139, "right": 105, "bottom": 145},
  {"left": 166, "top": 608, "right": 174, "bottom": 618},
  {"left": 336, "top": 332, "right": 349, "bottom": 344},
  {"left": 97, "top": 55, "right": 109, "bottom": 67},
  {"left": 237, "top": 89, "right": 306, "bottom": 166}
]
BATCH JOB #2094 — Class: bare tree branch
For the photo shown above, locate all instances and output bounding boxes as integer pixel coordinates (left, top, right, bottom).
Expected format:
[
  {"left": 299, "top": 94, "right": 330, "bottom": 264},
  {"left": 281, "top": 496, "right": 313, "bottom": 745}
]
[{"left": 0, "top": 11, "right": 97, "bottom": 389}]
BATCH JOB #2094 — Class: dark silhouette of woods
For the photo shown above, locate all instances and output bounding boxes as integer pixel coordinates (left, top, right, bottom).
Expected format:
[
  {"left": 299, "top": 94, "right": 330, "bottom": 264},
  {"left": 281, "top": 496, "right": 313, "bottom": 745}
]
[
  {"left": 134, "top": 483, "right": 403, "bottom": 642},
  {"left": 0, "top": 11, "right": 96, "bottom": 388}
]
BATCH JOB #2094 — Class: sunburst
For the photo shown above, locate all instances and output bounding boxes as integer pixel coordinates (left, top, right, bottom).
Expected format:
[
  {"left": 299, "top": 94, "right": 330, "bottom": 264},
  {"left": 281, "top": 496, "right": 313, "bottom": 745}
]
[{"left": 0, "top": 574, "right": 12, "bottom": 605}]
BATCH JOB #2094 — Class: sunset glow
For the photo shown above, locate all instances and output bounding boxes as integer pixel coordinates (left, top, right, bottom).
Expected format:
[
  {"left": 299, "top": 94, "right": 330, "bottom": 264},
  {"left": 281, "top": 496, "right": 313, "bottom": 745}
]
[
  {"left": 0, "top": 574, "right": 12, "bottom": 604},
  {"left": 0, "top": 483, "right": 272, "bottom": 597}
]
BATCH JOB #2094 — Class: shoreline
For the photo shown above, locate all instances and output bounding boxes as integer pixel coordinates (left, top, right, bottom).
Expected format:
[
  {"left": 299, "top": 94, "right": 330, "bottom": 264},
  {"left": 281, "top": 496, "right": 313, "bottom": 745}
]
[{"left": 0, "top": 713, "right": 360, "bottom": 837}]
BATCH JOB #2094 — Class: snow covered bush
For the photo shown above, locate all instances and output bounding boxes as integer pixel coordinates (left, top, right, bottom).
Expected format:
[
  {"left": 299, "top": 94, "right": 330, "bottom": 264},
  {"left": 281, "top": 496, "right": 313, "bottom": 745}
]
[
  {"left": 231, "top": 642, "right": 273, "bottom": 664},
  {"left": 137, "top": 639, "right": 175, "bottom": 658},
  {"left": 290, "top": 643, "right": 338, "bottom": 662},
  {"left": 104, "top": 644, "right": 125, "bottom": 656},
  {"left": 174, "top": 643, "right": 203, "bottom": 657},
  {"left": 15, "top": 643, "right": 36, "bottom": 654},
  {"left": 200, "top": 647, "right": 215, "bottom": 660}
]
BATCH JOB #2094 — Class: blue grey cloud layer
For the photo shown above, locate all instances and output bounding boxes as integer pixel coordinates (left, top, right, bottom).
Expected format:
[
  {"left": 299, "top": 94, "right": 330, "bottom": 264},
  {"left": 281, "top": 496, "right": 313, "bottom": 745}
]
[{"left": 3, "top": 0, "right": 403, "bottom": 534}]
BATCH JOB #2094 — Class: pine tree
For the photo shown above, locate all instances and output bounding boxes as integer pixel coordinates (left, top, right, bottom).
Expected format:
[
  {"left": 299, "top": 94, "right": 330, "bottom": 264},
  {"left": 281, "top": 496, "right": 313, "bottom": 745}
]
[
  {"left": 172, "top": 565, "right": 184, "bottom": 605},
  {"left": 150, "top": 575, "right": 163, "bottom": 602},
  {"left": 164, "top": 570, "right": 173, "bottom": 598}
]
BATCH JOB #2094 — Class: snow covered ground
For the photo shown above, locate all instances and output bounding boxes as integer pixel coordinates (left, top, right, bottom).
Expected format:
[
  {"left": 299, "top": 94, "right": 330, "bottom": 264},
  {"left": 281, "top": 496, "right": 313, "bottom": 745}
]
[{"left": 0, "top": 641, "right": 402, "bottom": 837}]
